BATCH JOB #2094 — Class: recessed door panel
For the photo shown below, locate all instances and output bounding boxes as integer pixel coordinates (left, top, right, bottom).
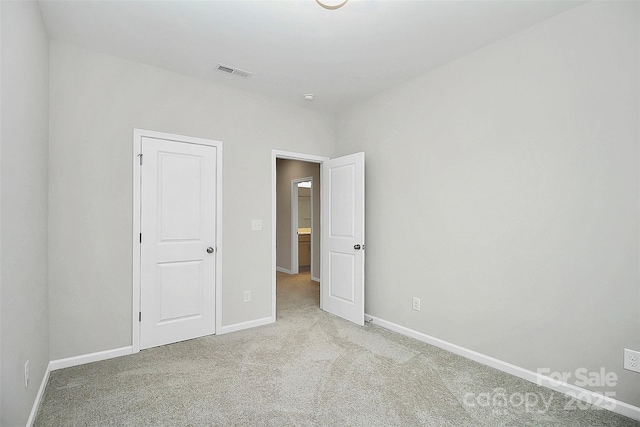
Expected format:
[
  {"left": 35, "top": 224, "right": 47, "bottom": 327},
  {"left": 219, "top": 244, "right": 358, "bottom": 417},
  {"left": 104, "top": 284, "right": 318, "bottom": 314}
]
[
  {"left": 330, "top": 164, "right": 355, "bottom": 238},
  {"left": 158, "top": 153, "right": 202, "bottom": 242},
  {"left": 329, "top": 252, "right": 355, "bottom": 303},
  {"left": 158, "top": 261, "right": 203, "bottom": 323}
]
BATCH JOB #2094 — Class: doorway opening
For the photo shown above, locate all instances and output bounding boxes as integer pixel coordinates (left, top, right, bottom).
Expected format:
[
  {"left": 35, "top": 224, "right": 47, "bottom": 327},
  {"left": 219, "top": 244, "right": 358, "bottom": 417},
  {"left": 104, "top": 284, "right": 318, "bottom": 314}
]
[
  {"left": 272, "top": 151, "right": 327, "bottom": 320},
  {"left": 275, "top": 157, "right": 322, "bottom": 315}
]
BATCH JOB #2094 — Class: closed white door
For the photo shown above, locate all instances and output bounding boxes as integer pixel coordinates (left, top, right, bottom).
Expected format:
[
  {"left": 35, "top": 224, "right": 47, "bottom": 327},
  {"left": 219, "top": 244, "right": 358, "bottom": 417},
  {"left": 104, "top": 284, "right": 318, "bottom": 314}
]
[
  {"left": 140, "top": 136, "right": 217, "bottom": 349},
  {"left": 321, "top": 152, "right": 365, "bottom": 325}
]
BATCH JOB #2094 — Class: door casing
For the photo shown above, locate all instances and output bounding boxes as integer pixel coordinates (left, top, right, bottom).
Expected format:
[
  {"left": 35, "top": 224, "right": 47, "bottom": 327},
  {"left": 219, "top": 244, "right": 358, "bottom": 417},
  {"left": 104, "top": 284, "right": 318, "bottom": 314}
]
[{"left": 133, "top": 129, "right": 223, "bottom": 353}]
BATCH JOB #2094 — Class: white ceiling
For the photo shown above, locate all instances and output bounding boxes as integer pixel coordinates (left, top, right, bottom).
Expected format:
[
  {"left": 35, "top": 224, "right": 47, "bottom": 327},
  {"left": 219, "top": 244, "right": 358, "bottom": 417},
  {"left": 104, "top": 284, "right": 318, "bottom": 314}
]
[{"left": 39, "top": 0, "right": 582, "bottom": 113}]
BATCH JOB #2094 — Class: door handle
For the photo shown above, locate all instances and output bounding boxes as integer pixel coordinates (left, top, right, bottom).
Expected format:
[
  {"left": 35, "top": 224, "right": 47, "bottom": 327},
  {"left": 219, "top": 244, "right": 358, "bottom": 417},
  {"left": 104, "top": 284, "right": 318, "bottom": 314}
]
[
  {"left": 354, "top": 244, "right": 361, "bottom": 250},
  {"left": 206, "top": 247, "right": 215, "bottom": 254}
]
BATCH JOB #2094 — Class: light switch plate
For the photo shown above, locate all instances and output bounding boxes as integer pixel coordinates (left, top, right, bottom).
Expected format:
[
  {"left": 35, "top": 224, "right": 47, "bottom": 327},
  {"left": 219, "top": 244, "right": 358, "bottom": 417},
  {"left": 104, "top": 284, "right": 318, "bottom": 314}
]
[{"left": 251, "top": 219, "right": 262, "bottom": 231}]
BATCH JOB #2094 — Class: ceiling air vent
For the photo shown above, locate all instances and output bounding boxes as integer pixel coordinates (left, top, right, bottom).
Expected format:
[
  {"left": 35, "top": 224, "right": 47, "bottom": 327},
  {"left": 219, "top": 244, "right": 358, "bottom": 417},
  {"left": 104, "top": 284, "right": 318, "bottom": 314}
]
[{"left": 217, "top": 64, "right": 252, "bottom": 79}]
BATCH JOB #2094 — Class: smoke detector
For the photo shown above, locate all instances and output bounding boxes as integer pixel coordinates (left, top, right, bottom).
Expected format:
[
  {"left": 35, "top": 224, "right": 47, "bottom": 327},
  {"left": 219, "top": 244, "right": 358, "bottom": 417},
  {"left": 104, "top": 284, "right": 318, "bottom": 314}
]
[{"left": 217, "top": 64, "right": 252, "bottom": 79}]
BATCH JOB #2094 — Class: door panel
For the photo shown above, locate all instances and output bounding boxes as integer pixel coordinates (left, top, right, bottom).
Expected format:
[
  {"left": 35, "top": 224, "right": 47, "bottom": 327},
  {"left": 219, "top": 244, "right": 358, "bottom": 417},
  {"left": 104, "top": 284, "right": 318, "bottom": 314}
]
[
  {"left": 158, "top": 261, "right": 203, "bottom": 322},
  {"left": 322, "top": 152, "right": 365, "bottom": 325},
  {"left": 140, "top": 136, "right": 217, "bottom": 349},
  {"left": 159, "top": 154, "right": 203, "bottom": 240},
  {"left": 329, "top": 252, "right": 355, "bottom": 302},
  {"left": 330, "top": 164, "right": 355, "bottom": 237}
]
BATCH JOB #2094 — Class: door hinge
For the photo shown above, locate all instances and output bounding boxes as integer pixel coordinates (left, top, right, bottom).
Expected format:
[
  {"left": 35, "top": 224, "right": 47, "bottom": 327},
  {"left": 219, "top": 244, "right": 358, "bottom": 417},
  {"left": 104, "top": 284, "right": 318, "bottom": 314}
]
[
  {"left": 138, "top": 153, "right": 143, "bottom": 165},
  {"left": 139, "top": 233, "right": 142, "bottom": 243},
  {"left": 139, "top": 312, "right": 141, "bottom": 322}
]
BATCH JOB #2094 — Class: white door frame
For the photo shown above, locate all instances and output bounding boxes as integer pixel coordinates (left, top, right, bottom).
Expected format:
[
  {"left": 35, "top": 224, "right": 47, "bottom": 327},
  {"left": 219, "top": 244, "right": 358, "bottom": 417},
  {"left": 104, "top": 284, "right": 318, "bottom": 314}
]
[
  {"left": 133, "top": 129, "right": 223, "bottom": 353},
  {"left": 272, "top": 150, "right": 328, "bottom": 320},
  {"left": 290, "top": 176, "right": 313, "bottom": 275}
]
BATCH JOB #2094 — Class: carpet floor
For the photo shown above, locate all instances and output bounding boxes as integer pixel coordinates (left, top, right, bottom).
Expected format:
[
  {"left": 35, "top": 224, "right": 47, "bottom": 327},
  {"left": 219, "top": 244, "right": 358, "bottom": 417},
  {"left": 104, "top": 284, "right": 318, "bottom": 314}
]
[{"left": 34, "top": 272, "right": 638, "bottom": 426}]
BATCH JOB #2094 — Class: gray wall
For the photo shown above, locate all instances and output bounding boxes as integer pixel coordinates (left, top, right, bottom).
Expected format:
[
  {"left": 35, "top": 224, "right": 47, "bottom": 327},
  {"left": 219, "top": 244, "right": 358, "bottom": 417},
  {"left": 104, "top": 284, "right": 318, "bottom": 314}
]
[
  {"left": 48, "top": 42, "right": 335, "bottom": 360},
  {"left": 276, "top": 159, "right": 321, "bottom": 280},
  {"left": 337, "top": 2, "right": 640, "bottom": 406},
  {"left": 0, "top": 2, "right": 50, "bottom": 425}
]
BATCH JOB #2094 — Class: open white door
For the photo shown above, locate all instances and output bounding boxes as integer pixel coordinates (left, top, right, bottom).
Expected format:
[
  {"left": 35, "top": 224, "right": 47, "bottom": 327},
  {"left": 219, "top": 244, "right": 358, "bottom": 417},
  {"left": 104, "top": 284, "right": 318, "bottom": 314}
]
[
  {"left": 321, "top": 152, "right": 365, "bottom": 325},
  {"left": 140, "top": 136, "right": 218, "bottom": 349}
]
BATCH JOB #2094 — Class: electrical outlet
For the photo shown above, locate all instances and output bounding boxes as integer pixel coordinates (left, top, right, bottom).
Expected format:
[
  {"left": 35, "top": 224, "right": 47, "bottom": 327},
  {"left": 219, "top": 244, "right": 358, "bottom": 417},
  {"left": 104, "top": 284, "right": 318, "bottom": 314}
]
[
  {"left": 624, "top": 349, "right": 640, "bottom": 373},
  {"left": 251, "top": 220, "right": 262, "bottom": 231},
  {"left": 24, "top": 360, "right": 29, "bottom": 389},
  {"left": 412, "top": 297, "right": 421, "bottom": 311},
  {"left": 243, "top": 290, "right": 251, "bottom": 303}
]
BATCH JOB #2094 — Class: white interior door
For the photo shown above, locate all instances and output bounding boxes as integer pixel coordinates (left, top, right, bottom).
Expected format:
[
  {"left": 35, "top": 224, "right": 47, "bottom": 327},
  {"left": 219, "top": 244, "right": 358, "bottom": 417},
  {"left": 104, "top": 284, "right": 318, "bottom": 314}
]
[
  {"left": 321, "top": 152, "right": 365, "bottom": 325},
  {"left": 140, "top": 136, "right": 217, "bottom": 349}
]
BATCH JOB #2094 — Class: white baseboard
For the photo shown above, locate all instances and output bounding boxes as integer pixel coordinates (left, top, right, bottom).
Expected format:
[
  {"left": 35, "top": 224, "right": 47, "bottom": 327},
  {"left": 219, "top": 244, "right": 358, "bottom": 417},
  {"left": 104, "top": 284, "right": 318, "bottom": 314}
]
[
  {"left": 27, "top": 362, "right": 51, "bottom": 427},
  {"left": 364, "top": 314, "right": 640, "bottom": 422},
  {"left": 311, "top": 276, "right": 320, "bottom": 283},
  {"left": 218, "top": 316, "right": 274, "bottom": 335},
  {"left": 50, "top": 346, "right": 133, "bottom": 371}
]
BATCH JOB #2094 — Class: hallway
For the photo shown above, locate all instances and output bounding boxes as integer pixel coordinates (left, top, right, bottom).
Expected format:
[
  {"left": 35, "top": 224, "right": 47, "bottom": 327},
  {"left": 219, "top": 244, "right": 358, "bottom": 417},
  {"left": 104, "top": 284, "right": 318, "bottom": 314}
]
[{"left": 276, "top": 271, "right": 320, "bottom": 316}]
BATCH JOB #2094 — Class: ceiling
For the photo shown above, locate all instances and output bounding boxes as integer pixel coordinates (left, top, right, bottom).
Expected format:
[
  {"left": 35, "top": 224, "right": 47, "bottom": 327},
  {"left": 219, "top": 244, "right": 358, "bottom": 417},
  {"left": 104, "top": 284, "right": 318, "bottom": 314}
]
[{"left": 39, "top": 0, "right": 582, "bottom": 113}]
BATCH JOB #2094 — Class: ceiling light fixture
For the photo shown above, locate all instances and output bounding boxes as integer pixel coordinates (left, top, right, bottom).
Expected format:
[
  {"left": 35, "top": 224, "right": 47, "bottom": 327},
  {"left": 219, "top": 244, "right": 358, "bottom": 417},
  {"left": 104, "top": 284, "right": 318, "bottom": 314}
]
[
  {"left": 316, "top": 0, "right": 348, "bottom": 10},
  {"left": 304, "top": 94, "right": 315, "bottom": 101}
]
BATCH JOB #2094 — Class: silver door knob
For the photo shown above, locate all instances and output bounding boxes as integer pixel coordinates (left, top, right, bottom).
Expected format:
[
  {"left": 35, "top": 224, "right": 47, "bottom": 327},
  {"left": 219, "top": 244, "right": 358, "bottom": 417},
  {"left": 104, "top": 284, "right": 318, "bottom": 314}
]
[
  {"left": 207, "top": 247, "right": 215, "bottom": 254},
  {"left": 354, "top": 244, "right": 361, "bottom": 250}
]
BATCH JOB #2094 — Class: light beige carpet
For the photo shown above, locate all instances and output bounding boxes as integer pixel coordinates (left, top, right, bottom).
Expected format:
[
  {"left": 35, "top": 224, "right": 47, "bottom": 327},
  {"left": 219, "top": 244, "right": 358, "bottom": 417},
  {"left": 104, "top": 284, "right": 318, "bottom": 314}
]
[{"left": 34, "top": 272, "right": 638, "bottom": 426}]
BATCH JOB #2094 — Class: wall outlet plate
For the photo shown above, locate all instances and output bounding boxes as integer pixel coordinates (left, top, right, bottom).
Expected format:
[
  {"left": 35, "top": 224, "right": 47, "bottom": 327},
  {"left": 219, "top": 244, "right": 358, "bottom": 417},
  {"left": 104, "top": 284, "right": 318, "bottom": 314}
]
[
  {"left": 412, "top": 297, "right": 421, "bottom": 311},
  {"left": 243, "top": 290, "right": 251, "bottom": 303},
  {"left": 624, "top": 348, "right": 640, "bottom": 373},
  {"left": 251, "top": 219, "right": 262, "bottom": 231}
]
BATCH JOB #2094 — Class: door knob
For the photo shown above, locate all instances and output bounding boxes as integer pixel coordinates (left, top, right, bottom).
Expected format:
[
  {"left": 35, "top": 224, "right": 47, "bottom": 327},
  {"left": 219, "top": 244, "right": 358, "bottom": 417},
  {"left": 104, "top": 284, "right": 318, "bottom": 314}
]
[
  {"left": 206, "top": 247, "right": 215, "bottom": 254},
  {"left": 354, "top": 244, "right": 361, "bottom": 250}
]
